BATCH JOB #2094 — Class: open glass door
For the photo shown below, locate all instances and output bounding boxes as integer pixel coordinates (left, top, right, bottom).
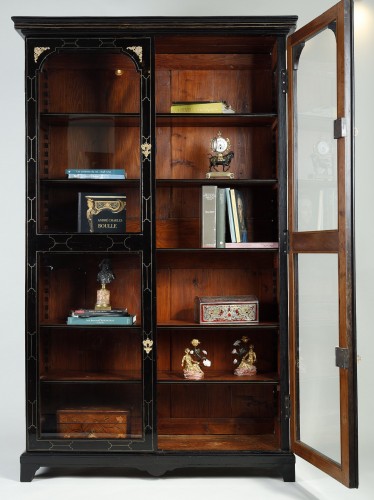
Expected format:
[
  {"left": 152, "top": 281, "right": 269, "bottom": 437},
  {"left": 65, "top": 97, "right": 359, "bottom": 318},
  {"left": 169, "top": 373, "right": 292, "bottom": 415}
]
[{"left": 287, "top": 0, "right": 358, "bottom": 487}]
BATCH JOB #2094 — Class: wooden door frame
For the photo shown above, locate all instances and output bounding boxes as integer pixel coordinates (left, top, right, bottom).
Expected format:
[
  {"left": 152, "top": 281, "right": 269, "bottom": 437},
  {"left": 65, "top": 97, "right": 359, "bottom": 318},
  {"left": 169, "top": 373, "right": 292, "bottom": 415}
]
[{"left": 287, "top": 0, "right": 358, "bottom": 487}]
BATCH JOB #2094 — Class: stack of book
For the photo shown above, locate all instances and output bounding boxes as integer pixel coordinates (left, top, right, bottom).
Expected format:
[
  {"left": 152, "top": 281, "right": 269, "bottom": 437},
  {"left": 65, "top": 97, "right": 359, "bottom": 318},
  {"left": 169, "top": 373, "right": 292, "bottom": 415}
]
[
  {"left": 201, "top": 185, "right": 279, "bottom": 249},
  {"left": 67, "top": 309, "right": 136, "bottom": 325},
  {"left": 171, "top": 101, "right": 235, "bottom": 114},
  {"left": 65, "top": 169, "right": 127, "bottom": 179}
]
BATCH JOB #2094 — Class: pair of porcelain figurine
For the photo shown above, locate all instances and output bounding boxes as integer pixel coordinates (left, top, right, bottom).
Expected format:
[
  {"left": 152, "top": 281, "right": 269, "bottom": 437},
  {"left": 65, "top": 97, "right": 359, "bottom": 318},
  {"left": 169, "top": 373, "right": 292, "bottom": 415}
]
[{"left": 181, "top": 336, "right": 256, "bottom": 380}]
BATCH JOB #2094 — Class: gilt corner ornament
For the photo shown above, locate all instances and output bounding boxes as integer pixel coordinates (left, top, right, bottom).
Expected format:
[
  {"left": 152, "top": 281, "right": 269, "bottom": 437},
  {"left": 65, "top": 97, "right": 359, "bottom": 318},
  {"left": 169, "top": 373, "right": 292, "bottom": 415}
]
[
  {"left": 34, "top": 47, "right": 50, "bottom": 63},
  {"left": 141, "top": 141, "right": 152, "bottom": 159},
  {"left": 143, "top": 339, "right": 153, "bottom": 354},
  {"left": 127, "top": 45, "right": 143, "bottom": 63}
]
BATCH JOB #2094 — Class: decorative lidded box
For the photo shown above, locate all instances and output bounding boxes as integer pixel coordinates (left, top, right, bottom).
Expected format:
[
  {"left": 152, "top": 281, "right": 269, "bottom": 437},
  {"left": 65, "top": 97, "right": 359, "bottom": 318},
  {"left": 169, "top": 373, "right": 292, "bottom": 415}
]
[
  {"left": 57, "top": 407, "right": 129, "bottom": 439},
  {"left": 194, "top": 295, "right": 259, "bottom": 324}
]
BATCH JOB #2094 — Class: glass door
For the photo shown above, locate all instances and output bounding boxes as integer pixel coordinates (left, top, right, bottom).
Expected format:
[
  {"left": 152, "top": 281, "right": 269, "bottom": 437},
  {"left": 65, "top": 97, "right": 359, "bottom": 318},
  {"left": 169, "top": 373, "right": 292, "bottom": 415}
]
[
  {"left": 287, "top": 0, "right": 358, "bottom": 487},
  {"left": 24, "top": 37, "right": 155, "bottom": 451}
]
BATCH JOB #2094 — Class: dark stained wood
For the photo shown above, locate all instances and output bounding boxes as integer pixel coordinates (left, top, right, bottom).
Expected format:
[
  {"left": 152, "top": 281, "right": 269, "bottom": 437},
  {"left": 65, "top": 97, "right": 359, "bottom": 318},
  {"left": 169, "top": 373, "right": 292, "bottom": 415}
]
[
  {"left": 157, "top": 371, "right": 278, "bottom": 383},
  {"left": 39, "top": 328, "right": 141, "bottom": 377},
  {"left": 156, "top": 54, "right": 272, "bottom": 70},
  {"left": 157, "top": 329, "right": 278, "bottom": 374},
  {"left": 38, "top": 253, "right": 141, "bottom": 323},
  {"left": 158, "top": 418, "right": 274, "bottom": 435},
  {"left": 41, "top": 370, "right": 141, "bottom": 381},
  {"left": 155, "top": 35, "right": 277, "bottom": 55},
  {"left": 291, "top": 230, "right": 339, "bottom": 253},
  {"left": 158, "top": 434, "right": 279, "bottom": 451},
  {"left": 40, "top": 52, "right": 140, "bottom": 114}
]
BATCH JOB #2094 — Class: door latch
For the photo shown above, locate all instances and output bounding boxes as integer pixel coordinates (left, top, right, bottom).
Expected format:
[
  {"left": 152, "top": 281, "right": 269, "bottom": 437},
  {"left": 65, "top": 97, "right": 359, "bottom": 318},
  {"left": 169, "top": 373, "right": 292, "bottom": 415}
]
[{"left": 335, "top": 347, "right": 349, "bottom": 369}]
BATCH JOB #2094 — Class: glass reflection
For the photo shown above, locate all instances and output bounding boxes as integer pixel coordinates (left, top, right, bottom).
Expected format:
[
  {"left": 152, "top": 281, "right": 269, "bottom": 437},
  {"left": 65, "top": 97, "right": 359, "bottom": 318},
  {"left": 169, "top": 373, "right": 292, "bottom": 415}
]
[
  {"left": 295, "top": 27, "right": 338, "bottom": 232},
  {"left": 296, "top": 253, "right": 341, "bottom": 464}
]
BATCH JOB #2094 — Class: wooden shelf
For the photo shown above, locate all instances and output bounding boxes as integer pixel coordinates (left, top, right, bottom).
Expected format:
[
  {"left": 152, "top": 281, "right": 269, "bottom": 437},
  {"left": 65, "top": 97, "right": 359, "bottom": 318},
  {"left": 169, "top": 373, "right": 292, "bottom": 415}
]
[
  {"left": 39, "top": 322, "right": 142, "bottom": 330},
  {"left": 157, "top": 320, "right": 279, "bottom": 330},
  {"left": 40, "top": 370, "right": 141, "bottom": 382},
  {"left": 156, "top": 178, "right": 277, "bottom": 187},
  {"left": 158, "top": 434, "right": 279, "bottom": 451},
  {"left": 40, "top": 112, "right": 141, "bottom": 127},
  {"left": 156, "top": 113, "right": 277, "bottom": 127},
  {"left": 39, "top": 178, "right": 140, "bottom": 187},
  {"left": 158, "top": 370, "right": 278, "bottom": 383}
]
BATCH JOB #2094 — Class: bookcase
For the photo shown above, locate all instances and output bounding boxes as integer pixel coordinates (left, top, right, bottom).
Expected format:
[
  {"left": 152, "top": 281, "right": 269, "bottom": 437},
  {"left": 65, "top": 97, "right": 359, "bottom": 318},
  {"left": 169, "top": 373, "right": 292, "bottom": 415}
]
[{"left": 13, "top": 1, "right": 358, "bottom": 487}]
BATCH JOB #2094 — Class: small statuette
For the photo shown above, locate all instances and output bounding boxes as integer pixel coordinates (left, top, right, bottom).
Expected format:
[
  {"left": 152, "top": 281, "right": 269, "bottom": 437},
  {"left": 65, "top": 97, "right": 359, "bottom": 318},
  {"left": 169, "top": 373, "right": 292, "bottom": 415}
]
[
  {"left": 207, "top": 131, "right": 235, "bottom": 179},
  {"left": 232, "top": 336, "right": 257, "bottom": 376},
  {"left": 181, "top": 339, "right": 211, "bottom": 380},
  {"left": 95, "top": 258, "right": 115, "bottom": 311}
]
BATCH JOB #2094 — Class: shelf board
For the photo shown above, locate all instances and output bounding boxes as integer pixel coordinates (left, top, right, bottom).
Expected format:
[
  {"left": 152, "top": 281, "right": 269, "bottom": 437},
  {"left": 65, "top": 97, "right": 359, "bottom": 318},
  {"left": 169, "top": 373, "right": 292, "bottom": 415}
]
[
  {"left": 156, "top": 245, "right": 279, "bottom": 253},
  {"left": 158, "top": 434, "right": 279, "bottom": 451},
  {"left": 39, "top": 178, "right": 140, "bottom": 187},
  {"left": 158, "top": 370, "right": 278, "bottom": 383},
  {"left": 157, "top": 320, "right": 278, "bottom": 330},
  {"left": 40, "top": 370, "right": 141, "bottom": 382},
  {"left": 39, "top": 323, "right": 142, "bottom": 330},
  {"left": 40, "top": 112, "right": 141, "bottom": 126},
  {"left": 156, "top": 178, "right": 277, "bottom": 187},
  {"left": 156, "top": 113, "right": 277, "bottom": 127}
]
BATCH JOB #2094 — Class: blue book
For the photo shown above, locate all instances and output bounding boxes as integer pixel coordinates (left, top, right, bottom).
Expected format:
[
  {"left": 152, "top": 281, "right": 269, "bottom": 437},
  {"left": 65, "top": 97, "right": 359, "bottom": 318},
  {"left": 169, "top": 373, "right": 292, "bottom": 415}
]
[
  {"left": 65, "top": 169, "right": 126, "bottom": 175},
  {"left": 67, "top": 315, "right": 136, "bottom": 325}
]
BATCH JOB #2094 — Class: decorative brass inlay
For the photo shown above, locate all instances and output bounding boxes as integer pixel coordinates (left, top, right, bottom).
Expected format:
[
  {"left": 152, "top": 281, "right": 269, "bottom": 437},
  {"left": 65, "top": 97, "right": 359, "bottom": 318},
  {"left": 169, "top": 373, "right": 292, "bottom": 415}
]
[
  {"left": 34, "top": 47, "right": 50, "bottom": 63},
  {"left": 141, "top": 141, "right": 151, "bottom": 158},
  {"left": 143, "top": 339, "right": 153, "bottom": 354},
  {"left": 126, "top": 45, "right": 143, "bottom": 63}
]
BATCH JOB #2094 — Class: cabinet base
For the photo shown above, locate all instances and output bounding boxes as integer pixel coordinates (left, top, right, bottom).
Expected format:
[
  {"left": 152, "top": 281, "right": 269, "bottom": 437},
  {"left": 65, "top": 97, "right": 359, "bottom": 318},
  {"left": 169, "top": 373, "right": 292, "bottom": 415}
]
[{"left": 20, "top": 451, "right": 295, "bottom": 482}]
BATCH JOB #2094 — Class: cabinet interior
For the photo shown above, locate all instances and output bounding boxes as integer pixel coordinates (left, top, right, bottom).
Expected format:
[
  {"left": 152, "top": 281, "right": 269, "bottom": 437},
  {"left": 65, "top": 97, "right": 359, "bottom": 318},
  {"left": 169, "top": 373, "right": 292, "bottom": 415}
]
[{"left": 36, "top": 33, "right": 281, "bottom": 451}]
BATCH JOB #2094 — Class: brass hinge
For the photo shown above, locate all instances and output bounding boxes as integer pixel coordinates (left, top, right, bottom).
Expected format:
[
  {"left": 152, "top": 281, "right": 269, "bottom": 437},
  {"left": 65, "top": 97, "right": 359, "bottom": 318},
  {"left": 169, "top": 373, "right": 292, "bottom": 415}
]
[
  {"left": 335, "top": 347, "right": 349, "bottom": 369},
  {"left": 284, "top": 394, "right": 291, "bottom": 419}
]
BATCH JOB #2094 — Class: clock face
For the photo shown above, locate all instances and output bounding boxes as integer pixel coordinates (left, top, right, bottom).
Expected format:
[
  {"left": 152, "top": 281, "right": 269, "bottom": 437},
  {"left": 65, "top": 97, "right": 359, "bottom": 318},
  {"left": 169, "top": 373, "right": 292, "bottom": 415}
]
[
  {"left": 317, "top": 140, "right": 330, "bottom": 155},
  {"left": 216, "top": 137, "right": 228, "bottom": 153},
  {"left": 212, "top": 136, "right": 228, "bottom": 154}
]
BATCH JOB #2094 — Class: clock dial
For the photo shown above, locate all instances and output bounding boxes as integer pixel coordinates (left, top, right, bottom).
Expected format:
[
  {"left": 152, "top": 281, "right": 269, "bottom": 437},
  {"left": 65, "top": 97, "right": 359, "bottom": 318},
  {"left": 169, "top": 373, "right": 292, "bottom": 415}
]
[
  {"left": 216, "top": 137, "right": 228, "bottom": 153},
  {"left": 317, "top": 140, "right": 330, "bottom": 155}
]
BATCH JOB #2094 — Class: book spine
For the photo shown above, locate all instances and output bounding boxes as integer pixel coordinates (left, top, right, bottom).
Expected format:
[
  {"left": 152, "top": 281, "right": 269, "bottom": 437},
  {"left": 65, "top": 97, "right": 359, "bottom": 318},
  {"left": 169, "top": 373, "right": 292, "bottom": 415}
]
[
  {"left": 65, "top": 169, "right": 126, "bottom": 175},
  {"left": 230, "top": 189, "right": 241, "bottom": 243},
  {"left": 67, "top": 174, "right": 126, "bottom": 179},
  {"left": 201, "top": 185, "right": 217, "bottom": 248},
  {"left": 67, "top": 315, "right": 136, "bottom": 325},
  {"left": 225, "top": 188, "right": 236, "bottom": 243},
  {"left": 216, "top": 188, "right": 226, "bottom": 248}
]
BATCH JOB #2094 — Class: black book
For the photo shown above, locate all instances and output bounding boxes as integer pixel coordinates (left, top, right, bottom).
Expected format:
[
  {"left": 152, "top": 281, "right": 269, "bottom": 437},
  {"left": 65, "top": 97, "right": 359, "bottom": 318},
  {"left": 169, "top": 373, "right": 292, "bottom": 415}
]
[{"left": 78, "top": 193, "right": 126, "bottom": 233}]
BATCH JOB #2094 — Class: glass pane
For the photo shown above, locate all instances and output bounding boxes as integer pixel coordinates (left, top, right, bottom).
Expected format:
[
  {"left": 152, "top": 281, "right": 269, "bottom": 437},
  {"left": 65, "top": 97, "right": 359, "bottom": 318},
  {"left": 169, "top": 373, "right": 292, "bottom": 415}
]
[
  {"left": 38, "top": 51, "right": 141, "bottom": 233},
  {"left": 295, "top": 27, "right": 338, "bottom": 232},
  {"left": 38, "top": 252, "right": 144, "bottom": 441},
  {"left": 296, "top": 253, "right": 340, "bottom": 464}
]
